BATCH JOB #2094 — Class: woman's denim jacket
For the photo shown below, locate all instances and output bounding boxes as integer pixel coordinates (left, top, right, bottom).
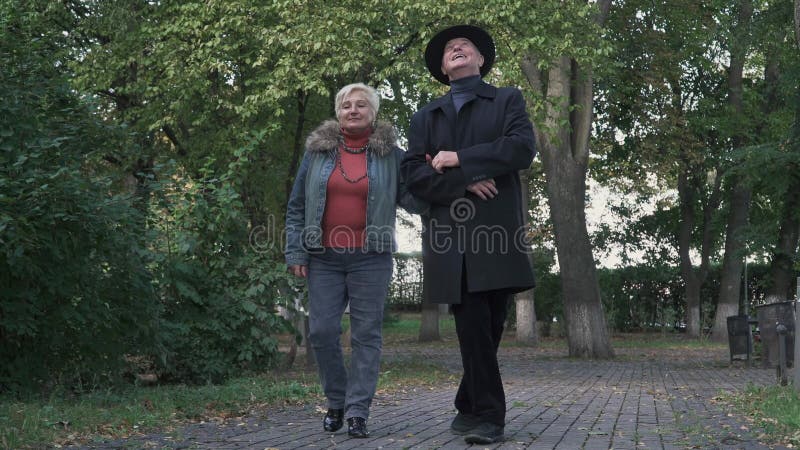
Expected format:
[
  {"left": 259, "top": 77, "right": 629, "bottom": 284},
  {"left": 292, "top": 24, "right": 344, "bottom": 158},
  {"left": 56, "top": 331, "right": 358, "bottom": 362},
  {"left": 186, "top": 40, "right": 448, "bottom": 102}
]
[{"left": 285, "top": 120, "right": 427, "bottom": 266}]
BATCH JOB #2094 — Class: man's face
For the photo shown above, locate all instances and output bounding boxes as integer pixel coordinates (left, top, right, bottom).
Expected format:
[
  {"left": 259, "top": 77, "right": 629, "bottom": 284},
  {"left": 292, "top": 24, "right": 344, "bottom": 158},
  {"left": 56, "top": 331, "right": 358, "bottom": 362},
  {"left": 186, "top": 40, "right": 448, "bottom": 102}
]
[{"left": 441, "top": 37, "right": 484, "bottom": 81}]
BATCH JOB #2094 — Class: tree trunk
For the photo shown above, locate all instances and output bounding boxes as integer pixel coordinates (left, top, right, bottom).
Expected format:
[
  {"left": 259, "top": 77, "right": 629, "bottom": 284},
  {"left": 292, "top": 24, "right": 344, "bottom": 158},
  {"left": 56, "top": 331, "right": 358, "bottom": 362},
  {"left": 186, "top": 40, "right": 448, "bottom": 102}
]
[
  {"left": 765, "top": 185, "right": 800, "bottom": 302},
  {"left": 711, "top": 0, "right": 753, "bottom": 342},
  {"left": 795, "top": 0, "right": 800, "bottom": 47},
  {"left": 418, "top": 301, "right": 441, "bottom": 342},
  {"left": 712, "top": 183, "right": 751, "bottom": 340},
  {"left": 515, "top": 289, "right": 538, "bottom": 344},
  {"left": 678, "top": 168, "right": 721, "bottom": 338},
  {"left": 685, "top": 280, "right": 702, "bottom": 337},
  {"left": 677, "top": 172, "right": 700, "bottom": 336},
  {"left": 518, "top": 0, "right": 614, "bottom": 358},
  {"left": 674, "top": 177, "right": 698, "bottom": 338},
  {"left": 766, "top": 93, "right": 800, "bottom": 302},
  {"left": 515, "top": 170, "right": 538, "bottom": 345},
  {"left": 542, "top": 134, "right": 613, "bottom": 358}
]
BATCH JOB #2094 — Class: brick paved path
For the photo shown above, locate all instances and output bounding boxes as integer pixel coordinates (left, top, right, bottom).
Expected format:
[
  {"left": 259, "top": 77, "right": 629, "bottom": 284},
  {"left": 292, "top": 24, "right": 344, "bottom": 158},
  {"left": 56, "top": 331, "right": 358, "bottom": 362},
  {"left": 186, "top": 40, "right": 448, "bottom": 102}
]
[{"left": 83, "top": 345, "right": 791, "bottom": 450}]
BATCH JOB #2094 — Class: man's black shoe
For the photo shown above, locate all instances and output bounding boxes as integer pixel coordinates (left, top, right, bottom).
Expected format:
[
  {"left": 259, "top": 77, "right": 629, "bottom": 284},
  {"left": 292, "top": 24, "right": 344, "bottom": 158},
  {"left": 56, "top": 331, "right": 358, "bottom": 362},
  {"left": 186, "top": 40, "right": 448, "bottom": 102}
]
[
  {"left": 347, "top": 417, "right": 369, "bottom": 438},
  {"left": 323, "top": 408, "right": 344, "bottom": 432},
  {"left": 464, "top": 422, "right": 504, "bottom": 444},
  {"left": 450, "top": 412, "right": 480, "bottom": 435}
]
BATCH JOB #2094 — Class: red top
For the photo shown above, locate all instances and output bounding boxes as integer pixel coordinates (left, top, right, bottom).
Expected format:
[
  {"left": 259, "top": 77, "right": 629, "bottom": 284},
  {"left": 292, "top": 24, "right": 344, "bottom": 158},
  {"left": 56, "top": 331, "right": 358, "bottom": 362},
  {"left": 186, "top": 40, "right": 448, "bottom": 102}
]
[{"left": 321, "top": 128, "right": 370, "bottom": 248}]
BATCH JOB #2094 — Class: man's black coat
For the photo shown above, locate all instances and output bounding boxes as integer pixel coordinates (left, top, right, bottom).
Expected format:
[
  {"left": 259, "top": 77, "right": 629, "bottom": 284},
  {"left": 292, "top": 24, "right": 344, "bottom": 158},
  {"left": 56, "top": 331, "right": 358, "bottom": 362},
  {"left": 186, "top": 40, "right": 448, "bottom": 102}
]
[{"left": 401, "top": 81, "right": 537, "bottom": 304}]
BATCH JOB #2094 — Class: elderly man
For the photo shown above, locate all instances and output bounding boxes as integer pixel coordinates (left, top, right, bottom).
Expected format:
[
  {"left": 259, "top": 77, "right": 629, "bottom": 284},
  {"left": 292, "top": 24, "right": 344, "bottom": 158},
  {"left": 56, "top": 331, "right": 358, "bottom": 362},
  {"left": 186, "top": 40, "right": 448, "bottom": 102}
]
[{"left": 401, "top": 24, "right": 537, "bottom": 444}]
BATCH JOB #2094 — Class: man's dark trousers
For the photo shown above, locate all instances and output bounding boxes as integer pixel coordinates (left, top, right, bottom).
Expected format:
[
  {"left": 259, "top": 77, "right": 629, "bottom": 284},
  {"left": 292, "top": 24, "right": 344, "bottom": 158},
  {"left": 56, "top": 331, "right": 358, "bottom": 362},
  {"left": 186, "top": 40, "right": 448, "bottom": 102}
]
[{"left": 451, "top": 272, "right": 509, "bottom": 427}]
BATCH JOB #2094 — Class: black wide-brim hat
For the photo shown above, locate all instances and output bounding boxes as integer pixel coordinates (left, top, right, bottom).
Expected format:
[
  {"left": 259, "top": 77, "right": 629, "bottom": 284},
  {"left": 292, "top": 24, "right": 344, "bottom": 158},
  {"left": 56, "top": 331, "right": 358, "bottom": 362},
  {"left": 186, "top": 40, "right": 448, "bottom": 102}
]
[{"left": 424, "top": 24, "right": 495, "bottom": 85}]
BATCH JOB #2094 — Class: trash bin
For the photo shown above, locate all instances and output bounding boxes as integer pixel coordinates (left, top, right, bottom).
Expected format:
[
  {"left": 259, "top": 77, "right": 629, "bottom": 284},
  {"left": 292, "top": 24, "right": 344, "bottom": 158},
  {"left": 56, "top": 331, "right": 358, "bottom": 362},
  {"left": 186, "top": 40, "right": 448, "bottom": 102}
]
[
  {"left": 755, "top": 301, "right": 796, "bottom": 368},
  {"left": 726, "top": 314, "right": 752, "bottom": 364}
]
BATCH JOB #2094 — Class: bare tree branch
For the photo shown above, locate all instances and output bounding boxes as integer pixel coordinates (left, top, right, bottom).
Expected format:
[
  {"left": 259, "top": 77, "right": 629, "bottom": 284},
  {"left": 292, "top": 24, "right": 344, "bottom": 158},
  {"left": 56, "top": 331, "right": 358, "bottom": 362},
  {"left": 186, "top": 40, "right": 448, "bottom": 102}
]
[
  {"left": 570, "top": 59, "right": 592, "bottom": 162},
  {"left": 519, "top": 53, "right": 543, "bottom": 95},
  {"left": 545, "top": 56, "right": 573, "bottom": 155}
]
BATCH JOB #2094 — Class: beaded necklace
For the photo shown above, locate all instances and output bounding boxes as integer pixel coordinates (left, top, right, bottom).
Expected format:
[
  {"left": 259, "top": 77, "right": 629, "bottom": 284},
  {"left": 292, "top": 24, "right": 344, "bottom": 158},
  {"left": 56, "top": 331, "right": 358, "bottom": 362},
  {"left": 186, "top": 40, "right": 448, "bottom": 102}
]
[
  {"left": 336, "top": 146, "right": 368, "bottom": 183},
  {"left": 342, "top": 143, "right": 368, "bottom": 154}
]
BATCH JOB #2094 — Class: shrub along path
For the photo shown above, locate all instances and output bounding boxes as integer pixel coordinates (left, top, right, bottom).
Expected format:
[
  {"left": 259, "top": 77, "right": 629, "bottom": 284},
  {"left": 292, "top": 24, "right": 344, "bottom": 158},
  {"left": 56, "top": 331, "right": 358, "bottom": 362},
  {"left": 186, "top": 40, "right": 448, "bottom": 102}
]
[{"left": 74, "top": 336, "right": 790, "bottom": 449}]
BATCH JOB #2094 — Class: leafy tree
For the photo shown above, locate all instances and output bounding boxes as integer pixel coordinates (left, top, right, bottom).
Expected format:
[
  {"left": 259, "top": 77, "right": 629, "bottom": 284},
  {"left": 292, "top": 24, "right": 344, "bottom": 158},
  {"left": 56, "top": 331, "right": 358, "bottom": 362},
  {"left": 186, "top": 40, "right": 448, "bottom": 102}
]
[
  {"left": 0, "top": 0, "right": 160, "bottom": 392},
  {"left": 52, "top": 0, "right": 799, "bottom": 364},
  {"left": 596, "top": 0, "right": 798, "bottom": 341},
  {"left": 515, "top": 0, "right": 615, "bottom": 357},
  {"left": 713, "top": 0, "right": 800, "bottom": 338},
  {"left": 599, "top": 0, "right": 752, "bottom": 337},
  {"left": 711, "top": 0, "right": 755, "bottom": 340},
  {"left": 760, "top": 0, "right": 800, "bottom": 302}
]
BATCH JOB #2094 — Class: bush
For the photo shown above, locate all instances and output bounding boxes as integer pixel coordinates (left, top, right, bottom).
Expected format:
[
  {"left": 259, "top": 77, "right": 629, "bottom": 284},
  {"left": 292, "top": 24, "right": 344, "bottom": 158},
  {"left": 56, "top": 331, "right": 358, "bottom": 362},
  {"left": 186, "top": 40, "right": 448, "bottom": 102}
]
[
  {"left": 0, "top": 6, "right": 160, "bottom": 392},
  {"left": 517, "top": 263, "right": 778, "bottom": 333},
  {"left": 0, "top": 5, "right": 299, "bottom": 391},
  {"left": 150, "top": 156, "right": 300, "bottom": 384}
]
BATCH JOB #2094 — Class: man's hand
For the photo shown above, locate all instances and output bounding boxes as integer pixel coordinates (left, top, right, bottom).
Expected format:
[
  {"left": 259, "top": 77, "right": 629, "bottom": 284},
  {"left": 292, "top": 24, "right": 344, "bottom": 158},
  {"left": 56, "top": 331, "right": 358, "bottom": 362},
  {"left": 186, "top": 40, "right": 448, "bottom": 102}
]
[
  {"left": 466, "top": 178, "right": 498, "bottom": 200},
  {"left": 288, "top": 264, "right": 308, "bottom": 278},
  {"left": 430, "top": 150, "right": 459, "bottom": 173}
]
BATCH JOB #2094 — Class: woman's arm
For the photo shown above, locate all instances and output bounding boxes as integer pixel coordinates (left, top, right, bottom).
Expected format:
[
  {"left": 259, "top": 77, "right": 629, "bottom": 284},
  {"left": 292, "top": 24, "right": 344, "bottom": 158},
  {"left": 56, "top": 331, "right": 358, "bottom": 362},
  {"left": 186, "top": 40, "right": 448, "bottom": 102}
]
[{"left": 284, "top": 152, "right": 311, "bottom": 267}]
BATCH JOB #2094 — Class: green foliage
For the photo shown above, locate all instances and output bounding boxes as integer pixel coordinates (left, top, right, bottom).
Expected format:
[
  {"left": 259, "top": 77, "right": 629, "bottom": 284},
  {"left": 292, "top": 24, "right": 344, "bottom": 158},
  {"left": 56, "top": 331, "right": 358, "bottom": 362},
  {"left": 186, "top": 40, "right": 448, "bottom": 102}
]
[
  {"left": 598, "top": 265, "right": 686, "bottom": 332},
  {"left": 150, "top": 155, "right": 299, "bottom": 384},
  {"left": 5, "top": 0, "right": 798, "bottom": 395},
  {"left": 0, "top": 1, "right": 160, "bottom": 392},
  {"left": 530, "top": 263, "right": 780, "bottom": 332},
  {"left": 594, "top": 0, "right": 800, "bottom": 302},
  {"left": 1, "top": 1, "right": 303, "bottom": 394}
]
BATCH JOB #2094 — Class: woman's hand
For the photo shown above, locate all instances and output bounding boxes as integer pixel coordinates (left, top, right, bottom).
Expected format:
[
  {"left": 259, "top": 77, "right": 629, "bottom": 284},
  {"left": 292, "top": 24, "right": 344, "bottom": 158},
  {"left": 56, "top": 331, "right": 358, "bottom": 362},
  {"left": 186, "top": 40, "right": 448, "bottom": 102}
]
[
  {"left": 289, "top": 264, "right": 308, "bottom": 278},
  {"left": 430, "top": 150, "right": 460, "bottom": 173}
]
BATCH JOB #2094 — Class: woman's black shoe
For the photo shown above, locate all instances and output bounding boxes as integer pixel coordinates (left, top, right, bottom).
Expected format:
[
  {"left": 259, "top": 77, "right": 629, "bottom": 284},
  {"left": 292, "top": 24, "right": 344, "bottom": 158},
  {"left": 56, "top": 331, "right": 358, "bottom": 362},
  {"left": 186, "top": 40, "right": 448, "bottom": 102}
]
[
  {"left": 347, "top": 417, "right": 369, "bottom": 438},
  {"left": 323, "top": 408, "right": 344, "bottom": 432}
]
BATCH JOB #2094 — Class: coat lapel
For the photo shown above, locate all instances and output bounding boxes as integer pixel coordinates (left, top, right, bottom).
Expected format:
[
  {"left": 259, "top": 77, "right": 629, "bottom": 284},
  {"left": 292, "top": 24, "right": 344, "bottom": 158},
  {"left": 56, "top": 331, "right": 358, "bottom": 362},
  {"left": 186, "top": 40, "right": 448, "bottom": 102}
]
[
  {"left": 474, "top": 81, "right": 497, "bottom": 99},
  {"left": 429, "top": 94, "right": 456, "bottom": 125}
]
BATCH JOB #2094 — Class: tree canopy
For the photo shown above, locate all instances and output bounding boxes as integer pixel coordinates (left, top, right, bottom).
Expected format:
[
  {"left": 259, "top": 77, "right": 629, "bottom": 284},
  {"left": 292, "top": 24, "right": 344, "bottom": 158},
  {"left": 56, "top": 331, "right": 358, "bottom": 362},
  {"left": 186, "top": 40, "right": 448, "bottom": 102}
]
[{"left": 2, "top": 0, "right": 799, "bottom": 391}]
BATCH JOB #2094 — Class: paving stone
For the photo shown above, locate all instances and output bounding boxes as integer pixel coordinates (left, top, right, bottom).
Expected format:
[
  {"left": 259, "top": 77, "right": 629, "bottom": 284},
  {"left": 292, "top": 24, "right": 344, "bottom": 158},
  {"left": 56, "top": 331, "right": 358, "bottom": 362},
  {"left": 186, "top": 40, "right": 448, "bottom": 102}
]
[{"left": 69, "top": 345, "right": 793, "bottom": 450}]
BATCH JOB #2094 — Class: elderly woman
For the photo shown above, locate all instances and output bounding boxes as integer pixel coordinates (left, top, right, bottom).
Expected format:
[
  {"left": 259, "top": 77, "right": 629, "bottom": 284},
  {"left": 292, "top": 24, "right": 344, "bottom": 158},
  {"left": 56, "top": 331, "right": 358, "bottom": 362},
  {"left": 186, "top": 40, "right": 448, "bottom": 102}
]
[{"left": 285, "top": 83, "right": 423, "bottom": 438}]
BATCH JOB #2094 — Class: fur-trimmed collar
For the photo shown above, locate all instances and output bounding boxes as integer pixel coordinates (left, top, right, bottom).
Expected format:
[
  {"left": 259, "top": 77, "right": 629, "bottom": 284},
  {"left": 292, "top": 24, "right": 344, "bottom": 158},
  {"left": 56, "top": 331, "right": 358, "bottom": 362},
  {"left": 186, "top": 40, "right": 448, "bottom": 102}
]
[{"left": 305, "top": 120, "right": 396, "bottom": 157}]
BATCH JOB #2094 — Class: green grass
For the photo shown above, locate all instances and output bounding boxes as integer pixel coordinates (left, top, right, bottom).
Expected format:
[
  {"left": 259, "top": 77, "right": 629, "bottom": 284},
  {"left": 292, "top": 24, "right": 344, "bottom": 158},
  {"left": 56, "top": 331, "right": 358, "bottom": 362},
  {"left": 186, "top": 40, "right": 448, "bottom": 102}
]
[
  {"left": 717, "top": 384, "right": 800, "bottom": 446},
  {"left": 0, "top": 355, "right": 453, "bottom": 449},
  {"left": 609, "top": 332, "right": 725, "bottom": 349},
  {"left": 383, "top": 315, "right": 456, "bottom": 336},
  {"left": 0, "top": 372, "right": 321, "bottom": 449}
]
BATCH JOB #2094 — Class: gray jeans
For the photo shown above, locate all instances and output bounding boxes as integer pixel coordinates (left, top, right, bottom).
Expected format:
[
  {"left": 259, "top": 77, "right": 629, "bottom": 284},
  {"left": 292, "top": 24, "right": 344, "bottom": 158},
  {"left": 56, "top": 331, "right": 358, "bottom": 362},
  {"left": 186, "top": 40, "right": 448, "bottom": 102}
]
[{"left": 307, "top": 248, "right": 392, "bottom": 420}]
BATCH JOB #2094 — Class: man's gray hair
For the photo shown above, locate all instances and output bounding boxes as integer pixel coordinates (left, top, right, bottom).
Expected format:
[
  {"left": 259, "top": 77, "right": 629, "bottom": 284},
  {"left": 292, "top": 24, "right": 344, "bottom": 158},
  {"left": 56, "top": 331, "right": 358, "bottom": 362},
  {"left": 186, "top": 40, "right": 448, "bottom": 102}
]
[{"left": 335, "top": 83, "right": 380, "bottom": 121}]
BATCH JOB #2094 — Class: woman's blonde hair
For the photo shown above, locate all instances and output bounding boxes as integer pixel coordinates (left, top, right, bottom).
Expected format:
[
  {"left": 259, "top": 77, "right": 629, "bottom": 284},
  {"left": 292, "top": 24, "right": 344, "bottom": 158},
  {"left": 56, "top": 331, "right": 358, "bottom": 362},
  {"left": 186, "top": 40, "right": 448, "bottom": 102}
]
[{"left": 335, "top": 83, "right": 380, "bottom": 122}]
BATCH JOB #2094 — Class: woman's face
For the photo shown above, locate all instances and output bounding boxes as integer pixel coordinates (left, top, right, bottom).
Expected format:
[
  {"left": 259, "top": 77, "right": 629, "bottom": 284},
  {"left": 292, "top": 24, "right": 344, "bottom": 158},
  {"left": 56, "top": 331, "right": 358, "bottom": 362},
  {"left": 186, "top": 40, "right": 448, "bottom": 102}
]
[{"left": 338, "top": 90, "right": 373, "bottom": 134}]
